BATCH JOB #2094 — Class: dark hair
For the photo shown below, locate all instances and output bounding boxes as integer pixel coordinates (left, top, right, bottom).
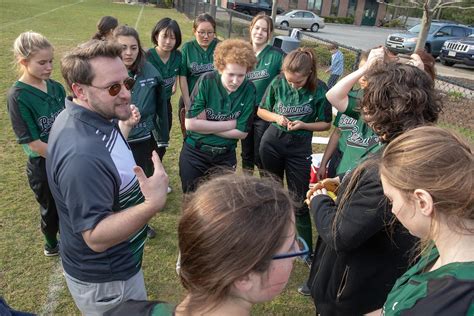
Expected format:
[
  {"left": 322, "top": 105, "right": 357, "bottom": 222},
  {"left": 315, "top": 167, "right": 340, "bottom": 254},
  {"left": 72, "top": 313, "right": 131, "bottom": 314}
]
[
  {"left": 360, "top": 62, "right": 442, "bottom": 143},
  {"left": 113, "top": 25, "right": 145, "bottom": 74},
  {"left": 151, "top": 18, "right": 182, "bottom": 50},
  {"left": 193, "top": 13, "right": 216, "bottom": 31},
  {"left": 282, "top": 47, "right": 318, "bottom": 92},
  {"left": 249, "top": 13, "right": 274, "bottom": 45},
  {"left": 92, "top": 16, "right": 118, "bottom": 40},
  {"left": 61, "top": 40, "right": 123, "bottom": 91},
  {"left": 178, "top": 173, "right": 295, "bottom": 314},
  {"left": 328, "top": 43, "right": 339, "bottom": 50}
]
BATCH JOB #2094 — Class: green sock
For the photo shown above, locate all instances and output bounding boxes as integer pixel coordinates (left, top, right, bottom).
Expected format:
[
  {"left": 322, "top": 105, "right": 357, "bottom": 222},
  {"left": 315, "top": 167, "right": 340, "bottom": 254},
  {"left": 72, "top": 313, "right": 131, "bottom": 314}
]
[
  {"left": 296, "top": 213, "right": 313, "bottom": 253},
  {"left": 44, "top": 234, "right": 58, "bottom": 249}
]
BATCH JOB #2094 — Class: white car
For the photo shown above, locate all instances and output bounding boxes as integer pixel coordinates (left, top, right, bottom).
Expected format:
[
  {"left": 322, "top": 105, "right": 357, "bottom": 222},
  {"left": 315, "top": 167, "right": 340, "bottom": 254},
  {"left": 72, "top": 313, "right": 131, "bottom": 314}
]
[{"left": 276, "top": 10, "right": 325, "bottom": 32}]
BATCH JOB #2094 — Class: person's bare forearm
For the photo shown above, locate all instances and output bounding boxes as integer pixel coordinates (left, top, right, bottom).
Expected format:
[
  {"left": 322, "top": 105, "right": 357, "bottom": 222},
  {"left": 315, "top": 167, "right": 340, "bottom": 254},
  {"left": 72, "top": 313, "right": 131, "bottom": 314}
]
[
  {"left": 326, "top": 66, "right": 367, "bottom": 113},
  {"left": 82, "top": 201, "right": 162, "bottom": 253},
  {"left": 179, "top": 76, "right": 191, "bottom": 111},
  {"left": 257, "top": 107, "right": 280, "bottom": 123},
  {"left": 300, "top": 121, "right": 332, "bottom": 132},
  {"left": 185, "top": 118, "right": 236, "bottom": 134},
  {"left": 28, "top": 140, "right": 48, "bottom": 158},
  {"left": 215, "top": 129, "right": 248, "bottom": 139},
  {"left": 321, "top": 129, "right": 341, "bottom": 167}
]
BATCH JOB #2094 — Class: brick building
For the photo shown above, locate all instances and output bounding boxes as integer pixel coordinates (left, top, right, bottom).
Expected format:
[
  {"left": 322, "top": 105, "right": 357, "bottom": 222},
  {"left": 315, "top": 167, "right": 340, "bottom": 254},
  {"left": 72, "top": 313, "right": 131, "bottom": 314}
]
[{"left": 221, "top": 0, "right": 387, "bottom": 26}]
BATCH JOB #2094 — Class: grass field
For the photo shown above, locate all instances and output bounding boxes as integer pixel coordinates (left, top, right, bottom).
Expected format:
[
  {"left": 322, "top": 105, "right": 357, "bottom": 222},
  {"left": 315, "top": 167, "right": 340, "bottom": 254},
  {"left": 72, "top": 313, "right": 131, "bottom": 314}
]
[{"left": 0, "top": 0, "right": 318, "bottom": 314}]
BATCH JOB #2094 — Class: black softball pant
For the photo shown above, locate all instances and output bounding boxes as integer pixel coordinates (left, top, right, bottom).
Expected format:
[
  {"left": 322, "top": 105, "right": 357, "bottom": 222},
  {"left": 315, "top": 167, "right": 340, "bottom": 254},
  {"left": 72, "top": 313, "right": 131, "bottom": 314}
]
[
  {"left": 259, "top": 125, "right": 312, "bottom": 217},
  {"left": 241, "top": 115, "right": 270, "bottom": 172},
  {"left": 129, "top": 137, "right": 161, "bottom": 178},
  {"left": 26, "top": 156, "right": 59, "bottom": 246},
  {"left": 179, "top": 142, "right": 236, "bottom": 193}
]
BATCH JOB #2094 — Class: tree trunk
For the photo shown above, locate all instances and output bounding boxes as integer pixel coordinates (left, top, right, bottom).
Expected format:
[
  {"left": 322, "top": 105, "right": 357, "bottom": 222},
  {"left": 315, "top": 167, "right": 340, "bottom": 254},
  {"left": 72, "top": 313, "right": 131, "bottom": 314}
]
[
  {"left": 415, "top": 1, "right": 432, "bottom": 52},
  {"left": 271, "top": 0, "right": 278, "bottom": 25}
]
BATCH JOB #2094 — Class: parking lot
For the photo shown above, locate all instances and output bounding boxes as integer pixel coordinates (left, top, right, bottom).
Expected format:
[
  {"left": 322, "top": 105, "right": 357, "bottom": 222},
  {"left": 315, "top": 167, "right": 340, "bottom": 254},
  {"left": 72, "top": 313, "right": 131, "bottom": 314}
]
[{"left": 275, "top": 23, "right": 473, "bottom": 79}]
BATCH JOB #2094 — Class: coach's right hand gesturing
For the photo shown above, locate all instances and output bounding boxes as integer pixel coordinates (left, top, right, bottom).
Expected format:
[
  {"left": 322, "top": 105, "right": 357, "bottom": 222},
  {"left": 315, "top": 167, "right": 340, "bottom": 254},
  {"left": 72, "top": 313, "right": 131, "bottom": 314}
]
[{"left": 134, "top": 150, "right": 169, "bottom": 213}]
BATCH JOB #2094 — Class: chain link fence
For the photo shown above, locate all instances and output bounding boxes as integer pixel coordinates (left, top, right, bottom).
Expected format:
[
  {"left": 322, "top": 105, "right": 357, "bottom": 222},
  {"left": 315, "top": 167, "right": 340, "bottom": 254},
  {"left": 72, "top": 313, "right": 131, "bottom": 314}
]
[{"left": 175, "top": 1, "right": 473, "bottom": 131}]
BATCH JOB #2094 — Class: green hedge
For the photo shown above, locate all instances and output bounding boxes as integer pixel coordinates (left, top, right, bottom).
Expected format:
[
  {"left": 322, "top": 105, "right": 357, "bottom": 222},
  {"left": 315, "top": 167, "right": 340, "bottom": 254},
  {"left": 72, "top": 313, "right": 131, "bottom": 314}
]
[
  {"left": 301, "top": 40, "right": 359, "bottom": 73},
  {"left": 322, "top": 16, "right": 354, "bottom": 24}
]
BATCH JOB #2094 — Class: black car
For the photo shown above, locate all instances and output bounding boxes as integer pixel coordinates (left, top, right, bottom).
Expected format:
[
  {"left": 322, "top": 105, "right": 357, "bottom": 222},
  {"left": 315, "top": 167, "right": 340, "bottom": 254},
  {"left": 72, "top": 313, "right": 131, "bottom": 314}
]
[{"left": 439, "top": 34, "right": 474, "bottom": 67}]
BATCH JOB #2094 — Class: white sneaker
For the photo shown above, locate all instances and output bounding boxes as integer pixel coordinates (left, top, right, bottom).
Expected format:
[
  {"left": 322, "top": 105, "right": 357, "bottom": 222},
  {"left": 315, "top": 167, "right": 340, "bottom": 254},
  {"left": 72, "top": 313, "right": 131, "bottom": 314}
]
[{"left": 167, "top": 186, "right": 172, "bottom": 194}]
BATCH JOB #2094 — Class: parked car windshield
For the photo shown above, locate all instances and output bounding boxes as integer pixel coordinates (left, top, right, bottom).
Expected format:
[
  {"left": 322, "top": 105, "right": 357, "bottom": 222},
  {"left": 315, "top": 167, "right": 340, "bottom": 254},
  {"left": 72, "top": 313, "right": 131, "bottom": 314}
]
[
  {"left": 409, "top": 24, "right": 440, "bottom": 34},
  {"left": 285, "top": 10, "right": 297, "bottom": 16}
]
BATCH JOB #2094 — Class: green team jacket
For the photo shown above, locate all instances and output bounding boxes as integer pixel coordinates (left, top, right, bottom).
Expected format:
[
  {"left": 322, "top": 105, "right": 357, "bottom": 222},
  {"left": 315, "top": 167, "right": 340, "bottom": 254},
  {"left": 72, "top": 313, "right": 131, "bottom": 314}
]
[
  {"left": 179, "top": 39, "right": 218, "bottom": 95},
  {"left": 247, "top": 44, "right": 285, "bottom": 105},
  {"left": 260, "top": 74, "right": 332, "bottom": 137},
  {"left": 128, "top": 62, "right": 169, "bottom": 147},
  {"left": 383, "top": 247, "right": 474, "bottom": 315},
  {"left": 186, "top": 71, "right": 256, "bottom": 148},
  {"left": 7, "top": 79, "right": 66, "bottom": 158},
  {"left": 146, "top": 48, "right": 181, "bottom": 101},
  {"left": 336, "top": 89, "right": 381, "bottom": 175}
]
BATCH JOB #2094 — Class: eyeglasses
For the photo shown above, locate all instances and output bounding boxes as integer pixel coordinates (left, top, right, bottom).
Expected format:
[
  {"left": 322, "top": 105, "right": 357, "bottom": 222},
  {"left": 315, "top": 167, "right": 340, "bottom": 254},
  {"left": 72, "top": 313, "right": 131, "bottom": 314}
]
[
  {"left": 87, "top": 77, "right": 135, "bottom": 96},
  {"left": 272, "top": 236, "right": 310, "bottom": 260},
  {"left": 196, "top": 31, "right": 215, "bottom": 37}
]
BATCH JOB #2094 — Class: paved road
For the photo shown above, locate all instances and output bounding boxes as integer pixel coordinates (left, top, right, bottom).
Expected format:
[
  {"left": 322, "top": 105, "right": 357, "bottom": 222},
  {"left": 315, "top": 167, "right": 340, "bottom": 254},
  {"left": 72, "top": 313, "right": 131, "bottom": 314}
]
[{"left": 275, "top": 24, "right": 473, "bottom": 79}]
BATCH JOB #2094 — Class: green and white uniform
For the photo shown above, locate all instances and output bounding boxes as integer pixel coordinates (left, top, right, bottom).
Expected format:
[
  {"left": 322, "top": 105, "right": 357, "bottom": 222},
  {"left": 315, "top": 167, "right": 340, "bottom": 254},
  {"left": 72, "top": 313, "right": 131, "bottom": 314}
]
[
  {"left": 383, "top": 247, "right": 474, "bottom": 316},
  {"left": 128, "top": 62, "right": 168, "bottom": 145},
  {"left": 179, "top": 71, "right": 256, "bottom": 193},
  {"left": 147, "top": 48, "right": 181, "bottom": 102},
  {"left": 247, "top": 44, "right": 285, "bottom": 104},
  {"left": 259, "top": 75, "right": 332, "bottom": 252},
  {"left": 7, "top": 79, "right": 66, "bottom": 249},
  {"left": 336, "top": 90, "right": 382, "bottom": 175},
  {"left": 128, "top": 62, "right": 168, "bottom": 177},
  {"left": 179, "top": 38, "right": 218, "bottom": 94}
]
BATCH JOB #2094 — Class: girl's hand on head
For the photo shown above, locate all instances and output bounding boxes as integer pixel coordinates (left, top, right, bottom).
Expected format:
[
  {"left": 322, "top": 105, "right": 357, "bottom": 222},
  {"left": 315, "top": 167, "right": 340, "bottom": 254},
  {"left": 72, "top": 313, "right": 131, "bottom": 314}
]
[
  {"left": 365, "top": 47, "right": 385, "bottom": 69},
  {"left": 407, "top": 54, "right": 424, "bottom": 71}
]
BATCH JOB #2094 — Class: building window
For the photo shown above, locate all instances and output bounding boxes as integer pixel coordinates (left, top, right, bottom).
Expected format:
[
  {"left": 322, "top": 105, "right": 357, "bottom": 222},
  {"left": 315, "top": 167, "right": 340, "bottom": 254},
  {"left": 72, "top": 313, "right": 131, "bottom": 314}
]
[
  {"left": 347, "top": 0, "right": 357, "bottom": 17},
  {"left": 307, "top": 0, "right": 322, "bottom": 14},
  {"left": 289, "top": 0, "right": 298, "bottom": 10},
  {"left": 330, "top": 0, "right": 339, "bottom": 16}
]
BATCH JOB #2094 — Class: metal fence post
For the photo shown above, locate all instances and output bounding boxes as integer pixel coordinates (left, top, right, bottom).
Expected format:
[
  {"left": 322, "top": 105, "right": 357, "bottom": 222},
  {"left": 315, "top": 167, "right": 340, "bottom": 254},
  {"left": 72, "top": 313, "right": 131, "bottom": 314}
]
[
  {"left": 228, "top": 11, "right": 233, "bottom": 39},
  {"left": 194, "top": 0, "right": 199, "bottom": 18}
]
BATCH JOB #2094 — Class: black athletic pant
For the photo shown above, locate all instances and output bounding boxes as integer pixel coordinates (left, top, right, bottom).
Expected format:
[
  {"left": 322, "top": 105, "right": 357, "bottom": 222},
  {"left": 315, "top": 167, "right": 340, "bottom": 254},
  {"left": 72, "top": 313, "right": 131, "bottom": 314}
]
[
  {"left": 241, "top": 114, "right": 270, "bottom": 172},
  {"left": 166, "top": 98, "right": 172, "bottom": 133},
  {"left": 178, "top": 97, "right": 186, "bottom": 138},
  {"left": 26, "top": 156, "right": 59, "bottom": 246},
  {"left": 179, "top": 141, "right": 236, "bottom": 193},
  {"left": 259, "top": 125, "right": 312, "bottom": 217},
  {"left": 130, "top": 137, "right": 161, "bottom": 178}
]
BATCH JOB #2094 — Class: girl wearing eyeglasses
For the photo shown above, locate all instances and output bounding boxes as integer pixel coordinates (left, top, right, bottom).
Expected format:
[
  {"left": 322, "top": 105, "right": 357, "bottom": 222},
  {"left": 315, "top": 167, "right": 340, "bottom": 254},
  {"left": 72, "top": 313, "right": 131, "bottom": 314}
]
[
  {"left": 257, "top": 47, "right": 332, "bottom": 257},
  {"left": 241, "top": 13, "right": 285, "bottom": 174},
  {"left": 178, "top": 13, "right": 218, "bottom": 136},
  {"left": 105, "top": 174, "right": 308, "bottom": 315},
  {"left": 114, "top": 25, "right": 168, "bottom": 237},
  {"left": 7, "top": 31, "right": 66, "bottom": 256},
  {"left": 380, "top": 126, "right": 474, "bottom": 316},
  {"left": 179, "top": 39, "right": 257, "bottom": 193}
]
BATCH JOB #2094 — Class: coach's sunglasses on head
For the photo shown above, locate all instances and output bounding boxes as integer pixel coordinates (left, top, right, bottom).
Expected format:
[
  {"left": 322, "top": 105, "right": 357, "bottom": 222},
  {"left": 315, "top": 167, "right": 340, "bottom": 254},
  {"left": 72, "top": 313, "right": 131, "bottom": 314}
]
[{"left": 86, "top": 77, "right": 135, "bottom": 96}]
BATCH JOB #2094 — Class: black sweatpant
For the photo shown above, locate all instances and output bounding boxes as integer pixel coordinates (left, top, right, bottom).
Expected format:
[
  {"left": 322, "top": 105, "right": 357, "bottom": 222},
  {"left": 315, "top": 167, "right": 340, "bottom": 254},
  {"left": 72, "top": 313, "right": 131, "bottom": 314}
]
[
  {"left": 129, "top": 137, "right": 161, "bottom": 178},
  {"left": 259, "top": 125, "right": 312, "bottom": 216},
  {"left": 241, "top": 115, "right": 270, "bottom": 172},
  {"left": 26, "top": 156, "right": 59, "bottom": 247},
  {"left": 179, "top": 141, "right": 236, "bottom": 193}
]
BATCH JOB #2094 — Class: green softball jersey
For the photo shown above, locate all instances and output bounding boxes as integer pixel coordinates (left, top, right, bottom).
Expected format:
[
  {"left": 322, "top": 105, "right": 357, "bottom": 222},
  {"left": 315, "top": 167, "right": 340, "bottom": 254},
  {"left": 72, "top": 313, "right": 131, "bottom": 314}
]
[
  {"left": 179, "top": 39, "right": 218, "bottom": 94},
  {"left": 147, "top": 48, "right": 181, "bottom": 101},
  {"left": 382, "top": 247, "right": 474, "bottom": 316},
  {"left": 260, "top": 74, "right": 332, "bottom": 137},
  {"left": 247, "top": 44, "right": 285, "bottom": 105},
  {"left": 128, "top": 62, "right": 169, "bottom": 146},
  {"left": 333, "top": 111, "right": 357, "bottom": 153},
  {"left": 7, "top": 79, "right": 66, "bottom": 158},
  {"left": 186, "top": 71, "right": 256, "bottom": 148},
  {"left": 336, "top": 90, "right": 382, "bottom": 175}
]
